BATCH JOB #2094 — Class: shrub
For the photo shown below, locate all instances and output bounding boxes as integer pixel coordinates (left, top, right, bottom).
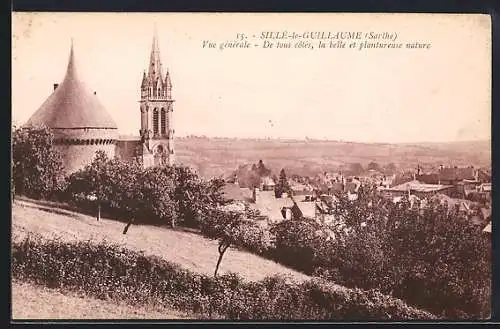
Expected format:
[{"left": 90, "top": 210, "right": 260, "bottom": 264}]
[
  {"left": 269, "top": 219, "right": 327, "bottom": 273},
  {"left": 11, "top": 235, "right": 435, "bottom": 320}
]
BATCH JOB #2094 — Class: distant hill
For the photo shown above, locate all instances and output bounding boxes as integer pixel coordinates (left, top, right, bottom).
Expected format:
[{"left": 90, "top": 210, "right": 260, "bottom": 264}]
[{"left": 174, "top": 137, "right": 491, "bottom": 179}]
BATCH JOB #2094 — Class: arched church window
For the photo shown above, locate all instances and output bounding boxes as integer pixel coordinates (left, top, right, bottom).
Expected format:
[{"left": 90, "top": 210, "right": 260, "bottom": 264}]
[
  {"left": 161, "top": 108, "right": 167, "bottom": 135},
  {"left": 153, "top": 109, "right": 159, "bottom": 135}
]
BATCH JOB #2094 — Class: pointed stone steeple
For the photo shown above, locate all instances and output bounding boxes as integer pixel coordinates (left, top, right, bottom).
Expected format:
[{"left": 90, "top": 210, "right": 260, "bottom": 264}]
[
  {"left": 141, "top": 71, "right": 148, "bottom": 88},
  {"left": 148, "top": 24, "right": 163, "bottom": 81},
  {"left": 165, "top": 69, "right": 172, "bottom": 88}
]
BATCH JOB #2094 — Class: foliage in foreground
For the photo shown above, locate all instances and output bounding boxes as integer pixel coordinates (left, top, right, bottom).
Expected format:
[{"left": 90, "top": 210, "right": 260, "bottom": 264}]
[
  {"left": 267, "top": 192, "right": 492, "bottom": 320},
  {"left": 64, "top": 151, "right": 225, "bottom": 228},
  {"left": 200, "top": 189, "right": 491, "bottom": 320},
  {"left": 11, "top": 125, "right": 64, "bottom": 200},
  {"left": 11, "top": 235, "right": 435, "bottom": 320}
]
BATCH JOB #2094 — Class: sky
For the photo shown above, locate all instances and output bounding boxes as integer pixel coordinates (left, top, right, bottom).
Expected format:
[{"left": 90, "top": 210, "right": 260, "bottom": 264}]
[{"left": 12, "top": 12, "right": 491, "bottom": 143}]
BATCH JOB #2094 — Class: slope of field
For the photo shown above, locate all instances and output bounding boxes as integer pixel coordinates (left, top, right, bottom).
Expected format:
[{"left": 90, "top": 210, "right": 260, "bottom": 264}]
[
  {"left": 11, "top": 280, "right": 191, "bottom": 320},
  {"left": 174, "top": 137, "right": 491, "bottom": 178},
  {"left": 11, "top": 198, "right": 310, "bottom": 283}
]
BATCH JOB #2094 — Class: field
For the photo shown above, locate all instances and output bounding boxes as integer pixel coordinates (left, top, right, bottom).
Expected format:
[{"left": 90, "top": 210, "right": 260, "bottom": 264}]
[
  {"left": 12, "top": 280, "right": 191, "bottom": 320},
  {"left": 12, "top": 198, "right": 319, "bottom": 319},
  {"left": 173, "top": 137, "right": 491, "bottom": 178},
  {"left": 12, "top": 198, "right": 310, "bottom": 283}
]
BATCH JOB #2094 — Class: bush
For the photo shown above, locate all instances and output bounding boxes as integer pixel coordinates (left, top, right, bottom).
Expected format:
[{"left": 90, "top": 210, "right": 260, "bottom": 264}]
[
  {"left": 11, "top": 235, "right": 435, "bottom": 320},
  {"left": 269, "top": 219, "right": 326, "bottom": 273}
]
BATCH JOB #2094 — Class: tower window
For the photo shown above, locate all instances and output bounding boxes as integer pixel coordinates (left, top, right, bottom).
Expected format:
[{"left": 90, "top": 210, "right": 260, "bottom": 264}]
[
  {"left": 153, "top": 109, "right": 159, "bottom": 135},
  {"left": 161, "top": 108, "right": 167, "bottom": 135}
]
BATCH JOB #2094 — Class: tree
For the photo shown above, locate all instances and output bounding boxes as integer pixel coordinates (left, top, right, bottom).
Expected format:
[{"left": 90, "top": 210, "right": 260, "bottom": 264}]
[
  {"left": 87, "top": 151, "right": 108, "bottom": 221},
  {"left": 326, "top": 190, "right": 491, "bottom": 319},
  {"left": 12, "top": 125, "right": 64, "bottom": 199},
  {"left": 201, "top": 209, "right": 267, "bottom": 277},
  {"left": 385, "top": 162, "right": 397, "bottom": 174},
  {"left": 367, "top": 161, "right": 381, "bottom": 172},
  {"left": 256, "top": 159, "right": 271, "bottom": 177},
  {"left": 349, "top": 163, "right": 364, "bottom": 176},
  {"left": 139, "top": 167, "right": 178, "bottom": 224},
  {"left": 104, "top": 159, "right": 143, "bottom": 234},
  {"left": 275, "top": 168, "right": 291, "bottom": 198},
  {"left": 166, "top": 165, "right": 224, "bottom": 228}
]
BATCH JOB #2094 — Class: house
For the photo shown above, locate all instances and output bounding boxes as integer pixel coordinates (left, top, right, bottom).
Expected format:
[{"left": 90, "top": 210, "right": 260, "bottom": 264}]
[
  {"left": 431, "top": 194, "right": 477, "bottom": 211},
  {"left": 391, "top": 172, "right": 416, "bottom": 187},
  {"left": 477, "top": 183, "right": 492, "bottom": 193},
  {"left": 476, "top": 169, "right": 491, "bottom": 183},
  {"left": 261, "top": 176, "right": 276, "bottom": 191},
  {"left": 417, "top": 173, "right": 441, "bottom": 185},
  {"left": 480, "top": 207, "right": 492, "bottom": 222},
  {"left": 221, "top": 182, "right": 253, "bottom": 203},
  {"left": 249, "top": 188, "right": 294, "bottom": 223},
  {"left": 345, "top": 179, "right": 361, "bottom": 194},
  {"left": 295, "top": 201, "right": 317, "bottom": 219},
  {"left": 417, "top": 166, "right": 485, "bottom": 187},
  {"left": 220, "top": 201, "right": 246, "bottom": 213},
  {"left": 438, "top": 166, "right": 476, "bottom": 185},
  {"left": 382, "top": 180, "right": 454, "bottom": 198}
]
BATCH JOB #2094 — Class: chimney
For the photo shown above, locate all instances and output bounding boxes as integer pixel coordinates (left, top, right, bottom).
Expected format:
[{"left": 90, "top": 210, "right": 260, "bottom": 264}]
[
  {"left": 53, "top": 83, "right": 59, "bottom": 91},
  {"left": 253, "top": 187, "right": 260, "bottom": 203}
]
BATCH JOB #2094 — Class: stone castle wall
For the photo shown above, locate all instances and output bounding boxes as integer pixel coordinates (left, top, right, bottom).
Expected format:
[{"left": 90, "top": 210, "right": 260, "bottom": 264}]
[
  {"left": 52, "top": 128, "right": 118, "bottom": 174},
  {"left": 56, "top": 143, "right": 116, "bottom": 175}
]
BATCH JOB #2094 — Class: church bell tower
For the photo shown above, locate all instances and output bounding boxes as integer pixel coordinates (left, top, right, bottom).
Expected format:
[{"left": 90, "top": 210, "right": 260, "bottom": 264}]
[{"left": 139, "top": 27, "right": 175, "bottom": 166}]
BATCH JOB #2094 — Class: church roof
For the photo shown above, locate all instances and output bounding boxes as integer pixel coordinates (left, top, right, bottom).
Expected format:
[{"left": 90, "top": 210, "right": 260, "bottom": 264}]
[{"left": 27, "top": 41, "right": 118, "bottom": 130}]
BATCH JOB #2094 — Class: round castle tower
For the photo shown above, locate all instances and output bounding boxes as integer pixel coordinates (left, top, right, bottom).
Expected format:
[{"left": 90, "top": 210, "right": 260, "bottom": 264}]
[{"left": 26, "top": 41, "right": 118, "bottom": 174}]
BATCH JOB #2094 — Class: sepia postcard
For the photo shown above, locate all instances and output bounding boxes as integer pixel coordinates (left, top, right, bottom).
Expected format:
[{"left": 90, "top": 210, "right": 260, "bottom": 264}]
[{"left": 11, "top": 12, "right": 492, "bottom": 321}]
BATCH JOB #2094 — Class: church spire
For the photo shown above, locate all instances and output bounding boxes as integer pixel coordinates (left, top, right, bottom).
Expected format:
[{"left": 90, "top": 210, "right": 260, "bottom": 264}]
[
  {"left": 148, "top": 24, "right": 163, "bottom": 81},
  {"left": 64, "top": 38, "right": 79, "bottom": 81},
  {"left": 165, "top": 69, "right": 172, "bottom": 88},
  {"left": 141, "top": 71, "right": 148, "bottom": 88}
]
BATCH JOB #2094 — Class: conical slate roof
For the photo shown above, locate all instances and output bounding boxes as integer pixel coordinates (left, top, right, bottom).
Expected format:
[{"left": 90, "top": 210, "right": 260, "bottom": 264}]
[{"left": 27, "top": 41, "right": 118, "bottom": 129}]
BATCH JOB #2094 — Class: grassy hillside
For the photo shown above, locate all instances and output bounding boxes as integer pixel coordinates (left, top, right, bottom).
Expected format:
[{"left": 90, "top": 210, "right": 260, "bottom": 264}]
[
  {"left": 12, "top": 198, "right": 310, "bottom": 283},
  {"left": 11, "top": 198, "right": 437, "bottom": 320},
  {"left": 11, "top": 280, "right": 192, "bottom": 320},
  {"left": 174, "top": 137, "right": 491, "bottom": 178}
]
